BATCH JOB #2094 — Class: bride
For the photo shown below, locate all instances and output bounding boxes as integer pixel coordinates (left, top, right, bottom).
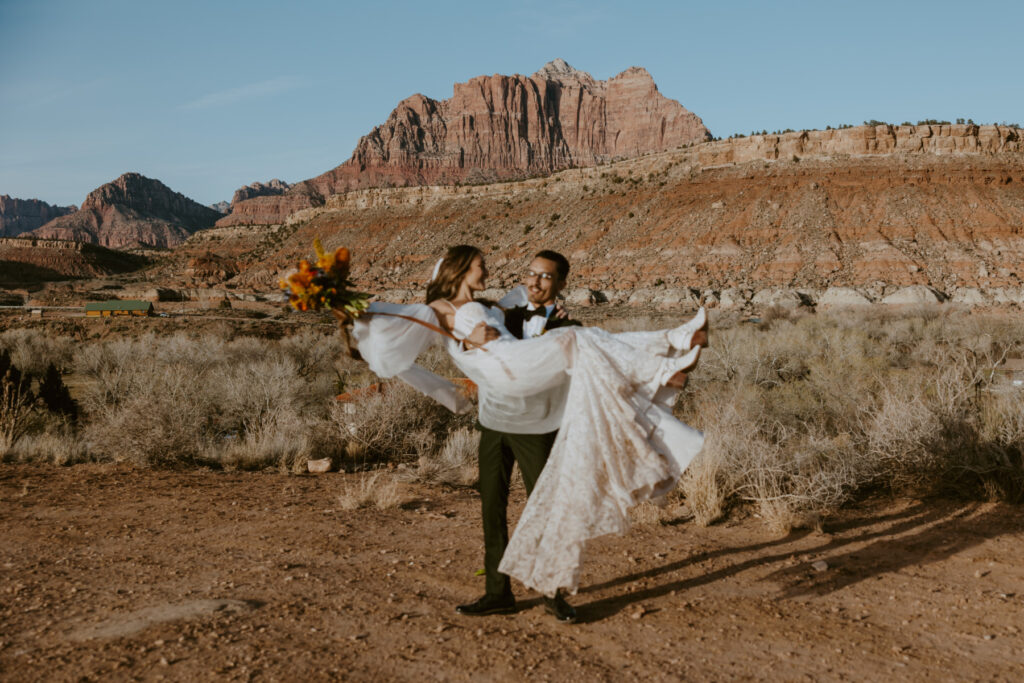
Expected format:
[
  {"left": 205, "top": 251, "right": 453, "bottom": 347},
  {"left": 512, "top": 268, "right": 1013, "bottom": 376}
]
[{"left": 352, "top": 245, "right": 706, "bottom": 596}]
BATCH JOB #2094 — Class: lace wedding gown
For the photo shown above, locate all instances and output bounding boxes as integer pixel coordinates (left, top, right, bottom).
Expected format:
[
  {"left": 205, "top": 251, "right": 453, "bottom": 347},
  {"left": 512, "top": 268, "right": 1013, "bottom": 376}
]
[{"left": 353, "top": 299, "right": 705, "bottom": 596}]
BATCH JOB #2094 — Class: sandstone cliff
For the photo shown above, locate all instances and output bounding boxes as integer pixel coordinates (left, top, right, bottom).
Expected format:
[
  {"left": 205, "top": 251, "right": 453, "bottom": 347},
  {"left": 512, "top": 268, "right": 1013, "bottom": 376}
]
[
  {"left": 31, "top": 173, "right": 222, "bottom": 249},
  {"left": 696, "top": 122, "right": 1022, "bottom": 164},
  {"left": 219, "top": 60, "right": 711, "bottom": 227},
  {"left": 0, "top": 196, "right": 76, "bottom": 237},
  {"left": 231, "top": 178, "right": 292, "bottom": 207}
]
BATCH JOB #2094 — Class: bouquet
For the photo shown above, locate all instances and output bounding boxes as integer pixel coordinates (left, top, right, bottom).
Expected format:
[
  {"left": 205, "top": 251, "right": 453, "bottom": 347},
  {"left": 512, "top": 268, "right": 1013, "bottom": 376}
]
[
  {"left": 280, "top": 239, "right": 481, "bottom": 357},
  {"left": 280, "top": 238, "right": 371, "bottom": 322}
]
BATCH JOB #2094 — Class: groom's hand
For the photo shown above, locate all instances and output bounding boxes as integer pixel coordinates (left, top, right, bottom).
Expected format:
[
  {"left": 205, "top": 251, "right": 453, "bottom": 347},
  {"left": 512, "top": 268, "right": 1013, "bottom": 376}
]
[
  {"left": 552, "top": 302, "right": 569, "bottom": 319},
  {"left": 466, "top": 322, "right": 501, "bottom": 347}
]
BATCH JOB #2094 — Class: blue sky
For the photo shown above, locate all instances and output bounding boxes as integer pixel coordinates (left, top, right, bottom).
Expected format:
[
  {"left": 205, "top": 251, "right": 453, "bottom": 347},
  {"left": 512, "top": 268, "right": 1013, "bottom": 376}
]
[{"left": 1, "top": 0, "right": 1021, "bottom": 207}]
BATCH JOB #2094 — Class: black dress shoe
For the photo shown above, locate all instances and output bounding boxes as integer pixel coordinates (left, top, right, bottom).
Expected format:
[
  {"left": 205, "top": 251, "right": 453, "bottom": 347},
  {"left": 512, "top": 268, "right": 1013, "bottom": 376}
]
[
  {"left": 543, "top": 591, "right": 577, "bottom": 623},
  {"left": 455, "top": 593, "right": 516, "bottom": 616}
]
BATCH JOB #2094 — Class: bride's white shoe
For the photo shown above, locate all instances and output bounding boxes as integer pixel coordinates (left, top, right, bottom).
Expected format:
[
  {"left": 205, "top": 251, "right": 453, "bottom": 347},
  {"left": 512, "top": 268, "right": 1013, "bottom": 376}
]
[{"left": 668, "top": 307, "right": 707, "bottom": 351}]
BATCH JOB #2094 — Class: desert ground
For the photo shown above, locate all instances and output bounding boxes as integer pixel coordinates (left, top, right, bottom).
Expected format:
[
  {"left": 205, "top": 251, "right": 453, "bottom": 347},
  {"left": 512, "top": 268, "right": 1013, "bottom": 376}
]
[{"left": 2, "top": 463, "right": 1022, "bottom": 682}]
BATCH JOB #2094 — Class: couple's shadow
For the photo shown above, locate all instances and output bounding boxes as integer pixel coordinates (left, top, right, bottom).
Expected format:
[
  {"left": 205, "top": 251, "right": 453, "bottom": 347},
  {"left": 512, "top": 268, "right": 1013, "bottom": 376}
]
[{"left": 522, "top": 500, "right": 1019, "bottom": 624}]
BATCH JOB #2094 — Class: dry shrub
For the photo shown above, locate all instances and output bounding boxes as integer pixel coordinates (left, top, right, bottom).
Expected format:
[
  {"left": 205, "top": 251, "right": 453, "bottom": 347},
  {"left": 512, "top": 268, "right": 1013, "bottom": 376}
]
[
  {"left": 0, "top": 329, "right": 75, "bottom": 376},
  {"left": 84, "top": 362, "right": 213, "bottom": 467},
  {"left": 403, "top": 426, "right": 479, "bottom": 486},
  {"left": 337, "top": 470, "right": 405, "bottom": 510},
  {"left": 217, "top": 409, "right": 330, "bottom": 473},
  {"left": 628, "top": 500, "right": 664, "bottom": 526},
  {"left": 602, "top": 315, "right": 657, "bottom": 333},
  {"left": 866, "top": 384, "right": 942, "bottom": 486},
  {"left": 676, "top": 308, "right": 1024, "bottom": 529},
  {"left": 4, "top": 427, "right": 90, "bottom": 466},
  {"left": 414, "top": 343, "right": 465, "bottom": 378},
  {"left": 77, "top": 333, "right": 343, "bottom": 469},
  {"left": 330, "top": 379, "right": 464, "bottom": 464},
  {"left": 0, "top": 377, "right": 35, "bottom": 457}
]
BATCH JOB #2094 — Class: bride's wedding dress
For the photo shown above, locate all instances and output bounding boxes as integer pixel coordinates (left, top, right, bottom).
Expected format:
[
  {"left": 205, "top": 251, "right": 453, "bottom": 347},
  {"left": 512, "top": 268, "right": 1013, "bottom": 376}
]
[{"left": 353, "top": 298, "right": 705, "bottom": 596}]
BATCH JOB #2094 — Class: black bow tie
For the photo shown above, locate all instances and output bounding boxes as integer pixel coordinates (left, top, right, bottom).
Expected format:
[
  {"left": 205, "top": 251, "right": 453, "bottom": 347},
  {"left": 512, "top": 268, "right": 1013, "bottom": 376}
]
[{"left": 523, "top": 306, "right": 548, "bottom": 320}]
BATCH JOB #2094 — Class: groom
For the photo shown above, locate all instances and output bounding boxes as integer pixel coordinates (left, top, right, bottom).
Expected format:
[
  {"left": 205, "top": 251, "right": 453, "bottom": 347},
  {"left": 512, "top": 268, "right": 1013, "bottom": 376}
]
[{"left": 456, "top": 250, "right": 581, "bottom": 623}]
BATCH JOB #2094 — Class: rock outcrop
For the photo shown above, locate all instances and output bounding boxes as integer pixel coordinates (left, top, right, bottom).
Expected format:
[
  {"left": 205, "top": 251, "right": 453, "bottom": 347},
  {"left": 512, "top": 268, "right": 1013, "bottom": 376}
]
[
  {"left": 697, "top": 123, "right": 1022, "bottom": 166},
  {"left": 880, "top": 285, "right": 945, "bottom": 305},
  {"left": 0, "top": 196, "right": 76, "bottom": 237},
  {"left": 231, "top": 179, "right": 291, "bottom": 207},
  {"left": 220, "top": 60, "right": 711, "bottom": 226},
  {"left": 208, "top": 134, "right": 1023, "bottom": 305},
  {"left": 0, "top": 237, "right": 147, "bottom": 285},
  {"left": 31, "top": 173, "right": 221, "bottom": 249}
]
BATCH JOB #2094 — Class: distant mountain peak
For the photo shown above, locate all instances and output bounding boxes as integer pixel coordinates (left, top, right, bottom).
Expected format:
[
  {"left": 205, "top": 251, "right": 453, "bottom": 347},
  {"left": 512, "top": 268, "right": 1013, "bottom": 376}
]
[
  {"left": 533, "top": 58, "right": 593, "bottom": 84},
  {"left": 0, "top": 195, "right": 76, "bottom": 237},
  {"left": 31, "top": 173, "right": 220, "bottom": 249},
  {"left": 221, "top": 61, "right": 710, "bottom": 227}
]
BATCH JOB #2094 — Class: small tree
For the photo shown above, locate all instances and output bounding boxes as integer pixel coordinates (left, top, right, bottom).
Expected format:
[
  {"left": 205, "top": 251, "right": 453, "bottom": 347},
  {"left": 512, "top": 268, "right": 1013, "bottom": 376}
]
[
  {"left": 38, "top": 363, "right": 78, "bottom": 422},
  {"left": 0, "top": 362, "right": 34, "bottom": 455}
]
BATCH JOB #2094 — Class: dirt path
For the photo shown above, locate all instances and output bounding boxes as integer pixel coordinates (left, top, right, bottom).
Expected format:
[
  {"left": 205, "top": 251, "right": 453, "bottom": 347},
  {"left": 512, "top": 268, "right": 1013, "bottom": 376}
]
[{"left": 1, "top": 464, "right": 1022, "bottom": 681}]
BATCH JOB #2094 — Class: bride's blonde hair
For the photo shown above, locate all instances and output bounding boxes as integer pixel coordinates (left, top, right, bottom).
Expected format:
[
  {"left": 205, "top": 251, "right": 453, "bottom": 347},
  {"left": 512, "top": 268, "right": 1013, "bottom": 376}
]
[{"left": 425, "top": 245, "right": 483, "bottom": 304}]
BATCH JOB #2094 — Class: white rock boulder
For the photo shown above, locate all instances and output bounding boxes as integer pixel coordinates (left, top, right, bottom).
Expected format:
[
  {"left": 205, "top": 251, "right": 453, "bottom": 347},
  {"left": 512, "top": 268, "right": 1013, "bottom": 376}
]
[
  {"left": 818, "top": 287, "right": 872, "bottom": 306},
  {"left": 880, "top": 286, "right": 944, "bottom": 305},
  {"left": 751, "top": 288, "right": 806, "bottom": 309}
]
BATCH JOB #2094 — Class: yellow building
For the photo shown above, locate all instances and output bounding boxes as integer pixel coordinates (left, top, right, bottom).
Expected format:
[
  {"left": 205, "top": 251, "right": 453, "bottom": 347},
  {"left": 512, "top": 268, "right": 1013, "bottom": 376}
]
[{"left": 84, "top": 300, "right": 154, "bottom": 317}]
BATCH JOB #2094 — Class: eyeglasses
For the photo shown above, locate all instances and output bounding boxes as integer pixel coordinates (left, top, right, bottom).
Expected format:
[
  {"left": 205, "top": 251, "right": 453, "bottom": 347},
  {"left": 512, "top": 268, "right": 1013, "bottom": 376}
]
[{"left": 524, "top": 270, "right": 556, "bottom": 281}]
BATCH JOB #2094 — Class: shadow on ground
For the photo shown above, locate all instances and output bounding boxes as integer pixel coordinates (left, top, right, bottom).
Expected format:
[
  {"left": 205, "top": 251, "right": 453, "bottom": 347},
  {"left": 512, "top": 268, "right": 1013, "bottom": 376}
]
[{"left": 575, "top": 501, "right": 1020, "bottom": 622}]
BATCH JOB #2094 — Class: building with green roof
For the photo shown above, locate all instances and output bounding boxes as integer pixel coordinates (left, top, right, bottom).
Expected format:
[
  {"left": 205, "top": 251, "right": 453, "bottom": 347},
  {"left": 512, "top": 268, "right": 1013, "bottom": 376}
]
[{"left": 84, "top": 300, "right": 154, "bottom": 317}]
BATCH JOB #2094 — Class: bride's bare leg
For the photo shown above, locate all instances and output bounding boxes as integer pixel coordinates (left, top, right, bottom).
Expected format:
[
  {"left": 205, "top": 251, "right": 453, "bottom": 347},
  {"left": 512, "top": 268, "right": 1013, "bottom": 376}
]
[
  {"left": 665, "top": 371, "right": 689, "bottom": 389},
  {"left": 668, "top": 307, "right": 709, "bottom": 351},
  {"left": 657, "top": 345, "right": 701, "bottom": 388}
]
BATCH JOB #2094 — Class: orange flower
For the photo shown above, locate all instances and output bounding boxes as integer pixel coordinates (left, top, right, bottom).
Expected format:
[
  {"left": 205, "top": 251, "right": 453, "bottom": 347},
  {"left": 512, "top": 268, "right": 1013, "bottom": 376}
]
[
  {"left": 330, "top": 247, "right": 351, "bottom": 279},
  {"left": 281, "top": 239, "right": 369, "bottom": 315}
]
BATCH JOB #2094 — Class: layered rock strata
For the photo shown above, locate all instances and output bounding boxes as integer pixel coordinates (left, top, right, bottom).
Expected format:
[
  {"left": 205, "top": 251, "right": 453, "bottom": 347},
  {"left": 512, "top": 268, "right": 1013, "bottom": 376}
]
[
  {"left": 0, "top": 196, "right": 76, "bottom": 237},
  {"left": 0, "top": 237, "right": 147, "bottom": 284},
  {"left": 205, "top": 138, "right": 1022, "bottom": 310},
  {"left": 219, "top": 59, "right": 711, "bottom": 226},
  {"left": 697, "top": 123, "right": 1022, "bottom": 166},
  {"left": 231, "top": 178, "right": 292, "bottom": 207},
  {"left": 31, "top": 173, "right": 221, "bottom": 249}
]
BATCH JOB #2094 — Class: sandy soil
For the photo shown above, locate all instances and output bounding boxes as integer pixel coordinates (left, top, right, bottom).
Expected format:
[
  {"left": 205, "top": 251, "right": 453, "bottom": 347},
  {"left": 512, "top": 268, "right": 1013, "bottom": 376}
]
[{"left": 1, "top": 464, "right": 1022, "bottom": 681}]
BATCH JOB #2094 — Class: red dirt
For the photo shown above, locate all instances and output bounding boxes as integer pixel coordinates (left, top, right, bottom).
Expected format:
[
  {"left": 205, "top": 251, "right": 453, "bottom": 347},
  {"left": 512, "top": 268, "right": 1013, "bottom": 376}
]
[{"left": 1, "top": 464, "right": 1022, "bottom": 681}]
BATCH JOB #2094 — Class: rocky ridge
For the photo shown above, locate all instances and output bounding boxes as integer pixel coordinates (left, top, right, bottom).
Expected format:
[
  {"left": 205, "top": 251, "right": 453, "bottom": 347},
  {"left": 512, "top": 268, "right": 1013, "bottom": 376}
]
[
  {"left": 231, "top": 179, "right": 292, "bottom": 207},
  {"left": 167, "top": 122, "right": 1024, "bottom": 310},
  {"left": 0, "top": 236, "right": 147, "bottom": 285},
  {"left": 0, "top": 196, "right": 76, "bottom": 237},
  {"left": 31, "top": 173, "right": 222, "bottom": 249},
  {"left": 219, "top": 60, "right": 711, "bottom": 227}
]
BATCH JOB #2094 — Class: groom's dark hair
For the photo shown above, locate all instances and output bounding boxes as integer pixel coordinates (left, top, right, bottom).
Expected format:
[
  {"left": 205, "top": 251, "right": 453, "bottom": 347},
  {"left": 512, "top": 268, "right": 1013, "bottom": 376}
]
[{"left": 534, "top": 250, "right": 569, "bottom": 282}]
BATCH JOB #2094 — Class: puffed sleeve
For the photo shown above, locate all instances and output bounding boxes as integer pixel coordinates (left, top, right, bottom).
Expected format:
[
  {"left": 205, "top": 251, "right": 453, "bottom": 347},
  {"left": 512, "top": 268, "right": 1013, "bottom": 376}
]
[
  {"left": 351, "top": 302, "right": 440, "bottom": 377},
  {"left": 351, "top": 301, "right": 472, "bottom": 414}
]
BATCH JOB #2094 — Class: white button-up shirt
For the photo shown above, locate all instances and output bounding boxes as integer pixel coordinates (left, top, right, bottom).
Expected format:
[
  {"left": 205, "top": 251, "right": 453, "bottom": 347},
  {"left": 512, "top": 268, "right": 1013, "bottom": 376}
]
[
  {"left": 476, "top": 301, "right": 565, "bottom": 434},
  {"left": 523, "top": 303, "right": 555, "bottom": 339}
]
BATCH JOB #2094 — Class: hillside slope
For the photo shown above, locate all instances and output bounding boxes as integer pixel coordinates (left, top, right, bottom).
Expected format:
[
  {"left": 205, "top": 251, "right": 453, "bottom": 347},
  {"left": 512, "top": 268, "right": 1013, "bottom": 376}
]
[{"left": 168, "top": 124, "right": 1024, "bottom": 305}]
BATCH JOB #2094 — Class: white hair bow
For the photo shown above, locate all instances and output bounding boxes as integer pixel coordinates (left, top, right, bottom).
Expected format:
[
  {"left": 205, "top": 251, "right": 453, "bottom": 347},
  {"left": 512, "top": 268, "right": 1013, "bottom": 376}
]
[{"left": 430, "top": 257, "right": 444, "bottom": 282}]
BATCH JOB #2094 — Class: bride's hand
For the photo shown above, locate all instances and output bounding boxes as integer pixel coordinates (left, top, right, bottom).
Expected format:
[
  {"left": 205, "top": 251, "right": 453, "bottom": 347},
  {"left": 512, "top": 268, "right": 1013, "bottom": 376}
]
[{"left": 465, "top": 321, "right": 501, "bottom": 347}]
